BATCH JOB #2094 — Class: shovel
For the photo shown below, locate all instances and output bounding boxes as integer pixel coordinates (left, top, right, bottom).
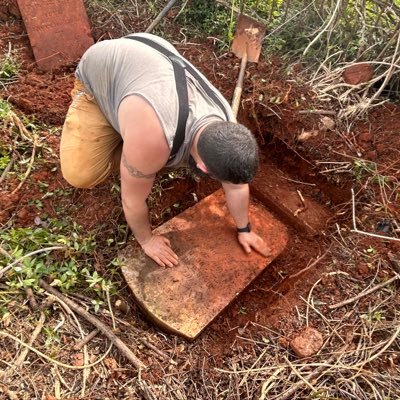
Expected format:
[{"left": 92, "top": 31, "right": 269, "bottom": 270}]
[
  {"left": 231, "top": 14, "right": 266, "bottom": 118},
  {"left": 145, "top": 0, "right": 179, "bottom": 33}
]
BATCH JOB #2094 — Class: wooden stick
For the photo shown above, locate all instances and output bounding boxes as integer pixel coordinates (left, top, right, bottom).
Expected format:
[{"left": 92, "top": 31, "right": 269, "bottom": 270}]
[
  {"left": 39, "top": 280, "right": 146, "bottom": 370},
  {"left": 25, "top": 287, "right": 38, "bottom": 310},
  {"left": 13, "top": 312, "right": 46, "bottom": 369},
  {"left": 298, "top": 109, "right": 336, "bottom": 115},
  {"left": 73, "top": 329, "right": 100, "bottom": 351},
  {"left": 283, "top": 250, "right": 329, "bottom": 282},
  {"left": 328, "top": 273, "right": 400, "bottom": 310},
  {"left": 274, "top": 345, "right": 348, "bottom": 400},
  {"left": 1, "top": 312, "right": 46, "bottom": 379}
]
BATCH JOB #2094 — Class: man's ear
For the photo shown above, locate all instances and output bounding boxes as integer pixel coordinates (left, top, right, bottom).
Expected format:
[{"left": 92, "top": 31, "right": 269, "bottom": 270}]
[{"left": 196, "top": 160, "right": 208, "bottom": 174}]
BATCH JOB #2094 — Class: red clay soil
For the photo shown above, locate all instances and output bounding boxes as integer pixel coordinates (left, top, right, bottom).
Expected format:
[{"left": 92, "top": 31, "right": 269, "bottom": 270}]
[{"left": 1, "top": 0, "right": 400, "bottom": 370}]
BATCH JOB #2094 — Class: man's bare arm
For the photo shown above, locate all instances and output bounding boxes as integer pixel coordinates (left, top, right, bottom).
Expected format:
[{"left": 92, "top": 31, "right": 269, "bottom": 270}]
[
  {"left": 120, "top": 152, "right": 179, "bottom": 267},
  {"left": 118, "top": 94, "right": 179, "bottom": 267},
  {"left": 122, "top": 154, "right": 156, "bottom": 179},
  {"left": 222, "top": 182, "right": 270, "bottom": 257}
]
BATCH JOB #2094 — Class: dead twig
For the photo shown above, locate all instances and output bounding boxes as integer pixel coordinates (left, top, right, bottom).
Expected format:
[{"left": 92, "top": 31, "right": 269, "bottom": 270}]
[
  {"left": 11, "top": 142, "right": 36, "bottom": 195},
  {"left": 1, "top": 311, "right": 46, "bottom": 379},
  {"left": 0, "top": 385, "right": 18, "bottom": 400},
  {"left": 0, "top": 157, "right": 14, "bottom": 184},
  {"left": 294, "top": 190, "right": 307, "bottom": 217},
  {"left": 283, "top": 250, "right": 330, "bottom": 282},
  {"left": 39, "top": 279, "right": 146, "bottom": 370},
  {"left": 273, "top": 345, "right": 349, "bottom": 400},
  {"left": 0, "top": 330, "right": 113, "bottom": 370},
  {"left": 328, "top": 273, "right": 400, "bottom": 310},
  {"left": 25, "top": 287, "right": 38, "bottom": 310},
  {"left": 298, "top": 109, "right": 337, "bottom": 116},
  {"left": 137, "top": 336, "right": 177, "bottom": 365},
  {"left": 73, "top": 329, "right": 100, "bottom": 351}
]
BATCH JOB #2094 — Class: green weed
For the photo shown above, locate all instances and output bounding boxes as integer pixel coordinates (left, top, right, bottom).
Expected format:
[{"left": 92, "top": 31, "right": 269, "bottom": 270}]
[
  {"left": 0, "top": 98, "right": 12, "bottom": 120},
  {"left": 0, "top": 219, "right": 116, "bottom": 301},
  {"left": 353, "top": 160, "right": 377, "bottom": 182},
  {"left": 176, "top": 1, "right": 232, "bottom": 47},
  {"left": 0, "top": 45, "right": 20, "bottom": 85}
]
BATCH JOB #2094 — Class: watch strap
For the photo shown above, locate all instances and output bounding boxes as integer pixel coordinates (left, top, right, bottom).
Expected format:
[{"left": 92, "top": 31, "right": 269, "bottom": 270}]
[{"left": 237, "top": 222, "right": 251, "bottom": 233}]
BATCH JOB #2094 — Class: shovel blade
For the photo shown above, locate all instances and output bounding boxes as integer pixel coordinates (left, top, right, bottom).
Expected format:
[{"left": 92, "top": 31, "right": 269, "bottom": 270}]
[{"left": 231, "top": 14, "right": 266, "bottom": 63}]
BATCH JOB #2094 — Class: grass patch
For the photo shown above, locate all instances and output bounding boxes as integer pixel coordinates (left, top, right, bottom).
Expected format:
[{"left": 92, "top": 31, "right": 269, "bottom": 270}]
[{"left": 0, "top": 44, "right": 20, "bottom": 86}]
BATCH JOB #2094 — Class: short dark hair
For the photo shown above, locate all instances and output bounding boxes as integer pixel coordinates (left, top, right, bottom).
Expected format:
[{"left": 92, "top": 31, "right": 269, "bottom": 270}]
[{"left": 197, "top": 121, "right": 259, "bottom": 184}]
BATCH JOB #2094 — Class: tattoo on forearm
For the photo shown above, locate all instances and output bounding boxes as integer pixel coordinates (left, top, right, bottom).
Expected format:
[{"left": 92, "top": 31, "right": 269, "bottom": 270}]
[{"left": 122, "top": 154, "right": 156, "bottom": 179}]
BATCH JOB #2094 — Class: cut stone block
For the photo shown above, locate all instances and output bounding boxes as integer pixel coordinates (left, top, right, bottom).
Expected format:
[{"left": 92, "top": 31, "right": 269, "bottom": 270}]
[
  {"left": 251, "top": 161, "right": 332, "bottom": 236},
  {"left": 119, "top": 189, "right": 288, "bottom": 340},
  {"left": 17, "top": 0, "right": 94, "bottom": 70}
]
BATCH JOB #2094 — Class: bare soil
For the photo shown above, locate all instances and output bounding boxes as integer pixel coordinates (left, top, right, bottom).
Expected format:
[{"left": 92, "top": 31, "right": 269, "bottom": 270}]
[{"left": 1, "top": 1, "right": 399, "bottom": 398}]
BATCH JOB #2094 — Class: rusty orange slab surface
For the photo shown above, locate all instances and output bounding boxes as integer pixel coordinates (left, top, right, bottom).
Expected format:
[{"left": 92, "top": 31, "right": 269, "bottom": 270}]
[
  {"left": 17, "top": 0, "right": 94, "bottom": 70},
  {"left": 119, "top": 189, "right": 288, "bottom": 340}
]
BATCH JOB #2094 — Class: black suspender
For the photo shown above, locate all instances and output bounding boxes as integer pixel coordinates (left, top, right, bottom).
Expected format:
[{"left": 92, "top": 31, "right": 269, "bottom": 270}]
[{"left": 125, "top": 35, "right": 230, "bottom": 161}]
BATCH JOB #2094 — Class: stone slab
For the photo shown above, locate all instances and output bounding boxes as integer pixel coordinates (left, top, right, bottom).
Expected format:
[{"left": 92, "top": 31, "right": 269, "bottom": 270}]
[
  {"left": 119, "top": 189, "right": 288, "bottom": 340},
  {"left": 251, "top": 161, "right": 332, "bottom": 236},
  {"left": 17, "top": 0, "right": 94, "bottom": 70}
]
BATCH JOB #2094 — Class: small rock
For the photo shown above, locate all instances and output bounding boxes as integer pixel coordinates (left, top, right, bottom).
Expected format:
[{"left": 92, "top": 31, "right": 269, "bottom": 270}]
[
  {"left": 17, "top": 208, "right": 29, "bottom": 220},
  {"left": 365, "top": 150, "right": 377, "bottom": 161},
  {"left": 290, "top": 326, "right": 323, "bottom": 358},
  {"left": 320, "top": 116, "right": 335, "bottom": 131},
  {"left": 277, "top": 336, "right": 289, "bottom": 348},
  {"left": 115, "top": 299, "right": 130, "bottom": 314},
  {"left": 358, "top": 131, "right": 373, "bottom": 143},
  {"left": 356, "top": 262, "right": 370, "bottom": 278},
  {"left": 298, "top": 130, "right": 319, "bottom": 142},
  {"left": 343, "top": 64, "right": 373, "bottom": 85}
]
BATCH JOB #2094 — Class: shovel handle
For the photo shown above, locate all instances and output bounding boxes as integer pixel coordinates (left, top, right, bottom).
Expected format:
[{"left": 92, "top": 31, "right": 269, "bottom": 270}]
[
  {"left": 231, "top": 51, "right": 248, "bottom": 119},
  {"left": 146, "top": 0, "right": 179, "bottom": 33}
]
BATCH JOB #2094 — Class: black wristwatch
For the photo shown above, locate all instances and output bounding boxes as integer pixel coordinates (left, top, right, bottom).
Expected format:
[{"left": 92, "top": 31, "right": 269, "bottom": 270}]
[{"left": 237, "top": 222, "right": 251, "bottom": 233}]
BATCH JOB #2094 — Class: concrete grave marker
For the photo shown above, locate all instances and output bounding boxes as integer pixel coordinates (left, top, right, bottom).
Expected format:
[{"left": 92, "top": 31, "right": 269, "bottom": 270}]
[
  {"left": 17, "top": 0, "right": 94, "bottom": 70},
  {"left": 119, "top": 189, "right": 288, "bottom": 340}
]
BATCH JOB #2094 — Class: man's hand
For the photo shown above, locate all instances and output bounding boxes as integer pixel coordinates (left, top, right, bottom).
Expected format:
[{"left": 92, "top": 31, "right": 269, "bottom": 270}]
[
  {"left": 141, "top": 234, "right": 179, "bottom": 267},
  {"left": 237, "top": 231, "right": 271, "bottom": 257}
]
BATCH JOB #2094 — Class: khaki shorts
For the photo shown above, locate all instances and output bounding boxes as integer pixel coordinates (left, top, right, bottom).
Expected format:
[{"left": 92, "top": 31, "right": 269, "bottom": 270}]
[{"left": 60, "top": 79, "right": 122, "bottom": 188}]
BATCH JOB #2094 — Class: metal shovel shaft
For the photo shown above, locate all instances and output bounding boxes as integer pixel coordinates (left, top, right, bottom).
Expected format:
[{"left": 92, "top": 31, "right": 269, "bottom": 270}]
[
  {"left": 231, "top": 51, "right": 248, "bottom": 118},
  {"left": 146, "top": 0, "right": 178, "bottom": 33}
]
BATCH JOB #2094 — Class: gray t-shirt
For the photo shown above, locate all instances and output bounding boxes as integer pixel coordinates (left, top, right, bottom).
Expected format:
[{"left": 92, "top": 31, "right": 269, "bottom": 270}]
[{"left": 75, "top": 33, "right": 235, "bottom": 167}]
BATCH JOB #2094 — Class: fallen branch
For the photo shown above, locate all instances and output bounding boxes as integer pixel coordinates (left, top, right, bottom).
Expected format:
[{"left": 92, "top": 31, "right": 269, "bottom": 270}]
[
  {"left": 39, "top": 279, "right": 146, "bottom": 370},
  {"left": 328, "top": 273, "right": 400, "bottom": 310}
]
